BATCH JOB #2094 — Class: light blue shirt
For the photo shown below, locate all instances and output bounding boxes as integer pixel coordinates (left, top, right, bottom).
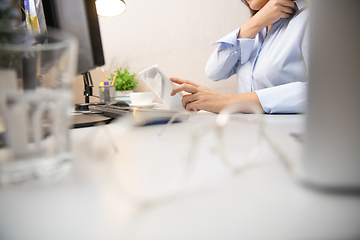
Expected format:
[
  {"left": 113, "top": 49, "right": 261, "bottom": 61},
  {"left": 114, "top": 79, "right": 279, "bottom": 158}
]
[{"left": 205, "top": 0, "right": 308, "bottom": 113}]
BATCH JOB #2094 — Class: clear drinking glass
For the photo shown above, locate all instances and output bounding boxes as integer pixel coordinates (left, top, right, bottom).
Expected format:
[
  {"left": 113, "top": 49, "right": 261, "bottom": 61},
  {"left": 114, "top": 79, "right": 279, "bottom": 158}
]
[{"left": 0, "top": 28, "right": 78, "bottom": 186}]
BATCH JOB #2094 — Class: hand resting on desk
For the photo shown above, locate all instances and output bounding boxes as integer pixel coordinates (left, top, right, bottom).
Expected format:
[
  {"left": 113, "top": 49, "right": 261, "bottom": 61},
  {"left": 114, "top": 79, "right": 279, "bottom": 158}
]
[{"left": 170, "top": 77, "right": 264, "bottom": 114}]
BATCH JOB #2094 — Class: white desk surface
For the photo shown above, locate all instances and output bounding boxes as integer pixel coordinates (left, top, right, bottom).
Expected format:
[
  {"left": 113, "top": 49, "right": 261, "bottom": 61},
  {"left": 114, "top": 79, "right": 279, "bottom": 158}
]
[{"left": 0, "top": 114, "right": 359, "bottom": 240}]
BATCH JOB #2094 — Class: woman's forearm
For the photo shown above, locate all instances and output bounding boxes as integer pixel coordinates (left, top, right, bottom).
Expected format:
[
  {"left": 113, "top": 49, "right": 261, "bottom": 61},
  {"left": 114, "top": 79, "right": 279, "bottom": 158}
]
[
  {"left": 205, "top": 46, "right": 240, "bottom": 81},
  {"left": 225, "top": 92, "right": 265, "bottom": 113},
  {"left": 237, "top": 17, "right": 264, "bottom": 39}
]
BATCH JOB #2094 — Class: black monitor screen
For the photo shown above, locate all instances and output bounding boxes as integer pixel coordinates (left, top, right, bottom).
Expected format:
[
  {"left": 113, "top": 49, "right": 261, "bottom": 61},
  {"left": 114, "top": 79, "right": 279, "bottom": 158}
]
[{"left": 42, "top": 0, "right": 105, "bottom": 74}]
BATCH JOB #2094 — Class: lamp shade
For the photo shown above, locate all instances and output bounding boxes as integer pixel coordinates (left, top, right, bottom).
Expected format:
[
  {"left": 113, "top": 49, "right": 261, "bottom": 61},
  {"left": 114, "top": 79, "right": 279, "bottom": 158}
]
[{"left": 95, "top": 0, "right": 127, "bottom": 17}]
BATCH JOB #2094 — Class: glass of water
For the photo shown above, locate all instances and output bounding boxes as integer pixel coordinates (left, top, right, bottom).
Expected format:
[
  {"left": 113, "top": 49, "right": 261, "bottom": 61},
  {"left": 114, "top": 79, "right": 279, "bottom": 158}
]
[{"left": 0, "top": 28, "right": 78, "bottom": 186}]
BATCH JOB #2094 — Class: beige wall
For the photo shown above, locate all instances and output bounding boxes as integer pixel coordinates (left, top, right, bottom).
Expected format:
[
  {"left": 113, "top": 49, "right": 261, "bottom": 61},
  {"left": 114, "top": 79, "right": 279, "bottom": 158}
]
[{"left": 73, "top": 0, "right": 250, "bottom": 104}]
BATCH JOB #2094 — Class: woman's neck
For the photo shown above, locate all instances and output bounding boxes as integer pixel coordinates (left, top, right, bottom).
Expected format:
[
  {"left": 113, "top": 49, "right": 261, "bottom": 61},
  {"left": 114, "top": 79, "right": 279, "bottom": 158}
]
[{"left": 266, "top": 24, "right": 273, "bottom": 36}]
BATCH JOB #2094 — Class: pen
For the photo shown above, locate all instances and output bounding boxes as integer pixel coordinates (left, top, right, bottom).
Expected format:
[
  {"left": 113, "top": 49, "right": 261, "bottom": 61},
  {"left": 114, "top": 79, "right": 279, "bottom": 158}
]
[
  {"left": 102, "top": 68, "right": 107, "bottom": 82},
  {"left": 111, "top": 71, "right": 117, "bottom": 86}
]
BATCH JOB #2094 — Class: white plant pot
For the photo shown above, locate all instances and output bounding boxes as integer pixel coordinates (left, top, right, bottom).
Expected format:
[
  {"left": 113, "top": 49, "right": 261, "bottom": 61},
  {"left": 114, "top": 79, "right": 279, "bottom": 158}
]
[{"left": 115, "top": 90, "right": 133, "bottom": 97}]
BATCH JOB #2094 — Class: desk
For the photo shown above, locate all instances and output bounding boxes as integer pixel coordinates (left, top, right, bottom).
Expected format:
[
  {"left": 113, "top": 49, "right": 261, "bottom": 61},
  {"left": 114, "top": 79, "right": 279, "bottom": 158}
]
[
  {"left": 71, "top": 112, "right": 113, "bottom": 128},
  {"left": 0, "top": 114, "right": 359, "bottom": 240}
]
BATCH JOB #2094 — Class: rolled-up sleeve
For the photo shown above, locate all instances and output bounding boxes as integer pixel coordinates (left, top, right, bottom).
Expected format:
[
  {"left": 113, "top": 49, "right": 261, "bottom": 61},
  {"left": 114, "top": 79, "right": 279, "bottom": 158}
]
[
  {"left": 205, "top": 28, "right": 255, "bottom": 81},
  {"left": 255, "top": 82, "right": 308, "bottom": 114}
]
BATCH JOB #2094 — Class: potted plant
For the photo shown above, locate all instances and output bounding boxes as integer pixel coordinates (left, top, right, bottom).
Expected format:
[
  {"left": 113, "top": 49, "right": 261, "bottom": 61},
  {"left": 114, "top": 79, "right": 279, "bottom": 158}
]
[{"left": 109, "top": 66, "right": 138, "bottom": 96}]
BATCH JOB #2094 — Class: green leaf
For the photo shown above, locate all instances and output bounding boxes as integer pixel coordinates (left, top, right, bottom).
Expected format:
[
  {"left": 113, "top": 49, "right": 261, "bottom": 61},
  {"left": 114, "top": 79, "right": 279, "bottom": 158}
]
[{"left": 112, "top": 66, "right": 138, "bottom": 91}]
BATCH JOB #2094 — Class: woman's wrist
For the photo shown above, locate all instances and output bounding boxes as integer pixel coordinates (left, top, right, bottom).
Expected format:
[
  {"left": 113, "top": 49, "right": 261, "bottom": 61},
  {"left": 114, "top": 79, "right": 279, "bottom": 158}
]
[
  {"left": 224, "top": 92, "right": 264, "bottom": 113},
  {"left": 238, "top": 18, "right": 263, "bottom": 39},
  {"left": 238, "top": 13, "right": 268, "bottom": 39}
]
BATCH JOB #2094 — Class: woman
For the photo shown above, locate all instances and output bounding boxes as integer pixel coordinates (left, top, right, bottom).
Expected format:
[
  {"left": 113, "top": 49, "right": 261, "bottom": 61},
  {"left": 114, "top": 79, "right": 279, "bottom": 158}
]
[{"left": 171, "top": 0, "right": 308, "bottom": 114}]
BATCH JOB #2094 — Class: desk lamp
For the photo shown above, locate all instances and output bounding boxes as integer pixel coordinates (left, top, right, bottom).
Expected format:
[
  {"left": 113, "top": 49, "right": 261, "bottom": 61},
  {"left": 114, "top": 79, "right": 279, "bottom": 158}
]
[{"left": 95, "top": 0, "right": 127, "bottom": 17}]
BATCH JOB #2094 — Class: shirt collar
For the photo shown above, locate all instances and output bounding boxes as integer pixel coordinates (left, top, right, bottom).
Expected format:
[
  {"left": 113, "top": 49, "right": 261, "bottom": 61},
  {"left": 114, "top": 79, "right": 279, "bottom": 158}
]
[{"left": 294, "top": 0, "right": 307, "bottom": 11}]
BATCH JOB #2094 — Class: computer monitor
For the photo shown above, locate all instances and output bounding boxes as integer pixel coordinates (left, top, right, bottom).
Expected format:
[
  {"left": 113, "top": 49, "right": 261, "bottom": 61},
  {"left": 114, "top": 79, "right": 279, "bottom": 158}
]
[
  {"left": 41, "top": 0, "right": 105, "bottom": 103},
  {"left": 42, "top": 0, "right": 105, "bottom": 75}
]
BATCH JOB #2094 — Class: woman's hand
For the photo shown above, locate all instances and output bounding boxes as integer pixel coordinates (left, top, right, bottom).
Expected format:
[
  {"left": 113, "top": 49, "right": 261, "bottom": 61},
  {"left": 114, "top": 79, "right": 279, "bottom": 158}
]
[
  {"left": 239, "top": 0, "right": 298, "bottom": 39},
  {"left": 170, "top": 77, "right": 231, "bottom": 113},
  {"left": 255, "top": 0, "right": 297, "bottom": 26},
  {"left": 170, "top": 77, "right": 264, "bottom": 114}
]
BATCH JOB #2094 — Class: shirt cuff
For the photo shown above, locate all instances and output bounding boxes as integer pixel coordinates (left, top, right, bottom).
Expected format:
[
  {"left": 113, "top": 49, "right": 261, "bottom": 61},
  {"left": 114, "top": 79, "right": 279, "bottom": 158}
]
[
  {"left": 239, "top": 38, "right": 255, "bottom": 64},
  {"left": 255, "top": 82, "right": 308, "bottom": 113},
  {"left": 213, "top": 28, "right": 241, "bottom": 46},
  {"left": 212, "top": 28, "right": 255, "bottom": 64}
]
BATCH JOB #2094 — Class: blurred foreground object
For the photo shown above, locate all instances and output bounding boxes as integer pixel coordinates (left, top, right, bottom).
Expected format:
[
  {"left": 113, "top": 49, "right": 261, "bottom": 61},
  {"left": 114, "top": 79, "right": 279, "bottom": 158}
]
[
  {"left": 0, "top": 28, "right": 78, "bottom": 186},
  {"left": 302, "top": 0, "right": 360, "bottom": 190}
]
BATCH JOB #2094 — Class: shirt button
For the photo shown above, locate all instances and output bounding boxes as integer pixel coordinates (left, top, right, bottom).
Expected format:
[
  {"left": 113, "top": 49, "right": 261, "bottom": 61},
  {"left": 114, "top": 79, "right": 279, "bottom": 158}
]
[{"left": 234, "top": 51, "right": 238, "bottom": 54}]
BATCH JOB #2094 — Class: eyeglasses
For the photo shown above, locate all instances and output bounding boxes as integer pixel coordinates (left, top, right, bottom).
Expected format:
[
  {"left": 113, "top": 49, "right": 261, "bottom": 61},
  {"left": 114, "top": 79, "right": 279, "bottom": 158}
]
[{"left": 89, "top": 103, "right": 266, "bottom": 207}]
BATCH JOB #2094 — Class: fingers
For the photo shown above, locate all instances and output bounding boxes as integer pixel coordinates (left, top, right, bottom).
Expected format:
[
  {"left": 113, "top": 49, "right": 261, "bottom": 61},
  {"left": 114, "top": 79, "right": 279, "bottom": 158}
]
[
  {"left": 280, "top": 8, "right": 295, "bottom": 17},
  {"left": 171, "top": 83, "right": 199, "bottom": 96},
  {"left": 169, "top": 77, "right": 203, "bottom": 111},
  {"left": 280, "top": 5, "right": 296, "bottom": 15},
  {"left": 181, "top": 94, "right": 200, "bottom": 112},
  {"left": 281, "top": 0, "right": 298, "bottom": 9},
  {"left": 264, "top": 0, "right": 297, "bottom": 19},
  {"left": 280, "top": 0, "right": 298, "bottom": 13},
  {"left": 170, "top": 77, "right": 200, "bottom": 87},
  {"left": 182, "top": 93, "right": 196, "bottom": 106}
]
